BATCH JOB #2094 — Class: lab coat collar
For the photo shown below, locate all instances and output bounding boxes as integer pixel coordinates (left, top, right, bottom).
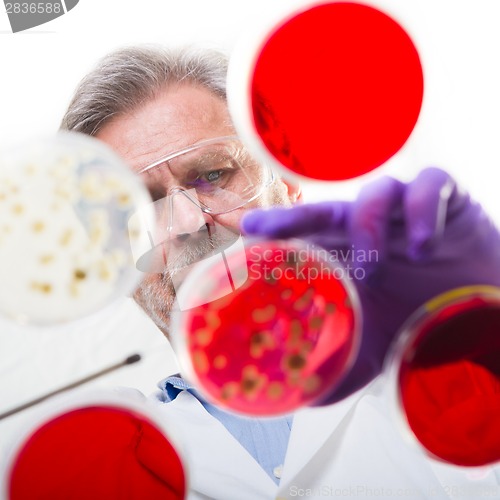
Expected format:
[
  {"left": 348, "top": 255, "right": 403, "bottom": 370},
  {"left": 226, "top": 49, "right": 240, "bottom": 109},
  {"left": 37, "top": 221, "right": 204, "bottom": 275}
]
[
  {"left": 278, "top": 386, "right": 366, "bottom": 487},
  {"left": 153, "top": 391, "right": 278, "bottom": 499}
]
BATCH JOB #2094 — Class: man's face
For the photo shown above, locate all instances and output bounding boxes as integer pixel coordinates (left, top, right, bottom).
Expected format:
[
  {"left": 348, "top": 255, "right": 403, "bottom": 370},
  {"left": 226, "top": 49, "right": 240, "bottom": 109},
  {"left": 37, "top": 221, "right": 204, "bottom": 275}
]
[{"left": 96, "top": 82, "right": 296, "bottom": 335}]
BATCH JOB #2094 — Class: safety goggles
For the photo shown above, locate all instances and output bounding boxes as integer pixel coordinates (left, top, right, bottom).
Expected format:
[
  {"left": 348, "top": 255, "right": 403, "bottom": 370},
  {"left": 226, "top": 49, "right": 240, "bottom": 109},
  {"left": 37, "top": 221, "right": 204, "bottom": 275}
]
[
  {"left": 130, "top": 136, "right": 275, "bottom": 272},
  {"left": 138, "top": 135, "right": 275, "bottom": 216}
]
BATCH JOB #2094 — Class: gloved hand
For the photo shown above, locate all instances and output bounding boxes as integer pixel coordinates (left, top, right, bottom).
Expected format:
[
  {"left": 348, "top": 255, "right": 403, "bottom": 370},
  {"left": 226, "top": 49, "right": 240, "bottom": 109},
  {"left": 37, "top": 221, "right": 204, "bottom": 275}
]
[{"left": 242, "top": 168, "right": 500, "bottom": 403}]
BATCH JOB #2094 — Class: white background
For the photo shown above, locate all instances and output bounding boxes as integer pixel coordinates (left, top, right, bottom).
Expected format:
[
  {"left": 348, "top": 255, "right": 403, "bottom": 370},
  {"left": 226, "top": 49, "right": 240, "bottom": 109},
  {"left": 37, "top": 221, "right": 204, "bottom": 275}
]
[{"left": 0, "top": 0, "right": 500, "bottom": 458}]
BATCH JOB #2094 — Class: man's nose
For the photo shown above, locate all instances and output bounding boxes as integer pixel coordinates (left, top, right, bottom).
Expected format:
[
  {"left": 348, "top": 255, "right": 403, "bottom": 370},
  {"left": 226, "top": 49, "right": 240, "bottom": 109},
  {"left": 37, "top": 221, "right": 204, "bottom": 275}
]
[{"left": 168, "top": 190, "right": 214, "bottom": 244}]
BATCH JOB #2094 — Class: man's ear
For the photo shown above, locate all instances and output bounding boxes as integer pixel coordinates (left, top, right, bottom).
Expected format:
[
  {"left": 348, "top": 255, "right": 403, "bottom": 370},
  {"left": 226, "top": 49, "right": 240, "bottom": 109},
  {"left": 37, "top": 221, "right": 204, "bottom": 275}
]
[{"left": 282, "top": 178, "right": 303, "bottom": 204}]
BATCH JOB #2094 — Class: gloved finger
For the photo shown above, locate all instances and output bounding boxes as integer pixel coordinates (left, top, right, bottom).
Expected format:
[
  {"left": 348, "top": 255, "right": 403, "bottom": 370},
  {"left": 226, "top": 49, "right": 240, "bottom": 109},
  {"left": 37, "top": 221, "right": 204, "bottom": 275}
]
[
  {"left": 403, "top": 167, "right": 456, "bottom": 261},
  {"left": 349, "top": 176, "right": 404, "bottom": 275},
  {"left": 241, "top": 201, "right": 350, "bottom": 239}
]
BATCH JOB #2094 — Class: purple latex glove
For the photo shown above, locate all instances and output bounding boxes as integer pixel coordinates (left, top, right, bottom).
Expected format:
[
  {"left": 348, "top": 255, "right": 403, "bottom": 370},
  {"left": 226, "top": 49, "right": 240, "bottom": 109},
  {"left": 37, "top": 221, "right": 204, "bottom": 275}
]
[{"left": 242, "top": 168, "right": 500, "bottom": 403}]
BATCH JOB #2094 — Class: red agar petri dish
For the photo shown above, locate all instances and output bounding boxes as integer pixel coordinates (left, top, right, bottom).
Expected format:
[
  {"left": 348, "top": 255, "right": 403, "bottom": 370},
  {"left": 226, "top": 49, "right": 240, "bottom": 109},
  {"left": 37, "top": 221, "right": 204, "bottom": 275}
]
[
  {"left": 173, "top": 239, "right": 360, "bottom": 416},
  {"left": 228, "top": 1, "right": 424, "bottom": 182},
  {"left": 7, "top": 405, "right": 187, "bottom": 499},
  {"left": 389, "top": 286, "right": 500, "bottom": 467}
]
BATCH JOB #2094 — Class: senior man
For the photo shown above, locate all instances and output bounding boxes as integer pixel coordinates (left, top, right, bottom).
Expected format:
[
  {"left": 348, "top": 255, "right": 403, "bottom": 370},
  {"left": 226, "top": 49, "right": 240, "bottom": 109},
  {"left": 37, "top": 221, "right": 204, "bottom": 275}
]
[{"left": 61, "top": 46, "right": 500, "bottom": 499}]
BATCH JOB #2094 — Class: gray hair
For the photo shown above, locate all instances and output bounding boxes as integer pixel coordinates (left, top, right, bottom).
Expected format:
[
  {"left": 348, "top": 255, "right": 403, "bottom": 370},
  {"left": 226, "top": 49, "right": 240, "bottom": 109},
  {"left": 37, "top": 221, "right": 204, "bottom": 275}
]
[{"left": 60, "top": 45, "right": 229, "bottom": 136}]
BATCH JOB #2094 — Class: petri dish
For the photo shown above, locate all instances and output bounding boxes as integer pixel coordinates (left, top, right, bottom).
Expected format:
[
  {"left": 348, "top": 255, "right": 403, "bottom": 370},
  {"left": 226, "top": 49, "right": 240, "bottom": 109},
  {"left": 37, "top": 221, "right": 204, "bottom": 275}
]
[
  {"left": 0, "top": 132, "right": 153, "bottom": 325},
  {"left": 387, "top": 286, "right": 500, "bottom": 467},
  {"left": 228, "top": 1, "right": 424, "bottom": 182},
  {"left": 3, "top": 392, "right": 187, "bottom": 499},
  {"left": 172, "top": 238, "right": 360, "bottom": 416}
]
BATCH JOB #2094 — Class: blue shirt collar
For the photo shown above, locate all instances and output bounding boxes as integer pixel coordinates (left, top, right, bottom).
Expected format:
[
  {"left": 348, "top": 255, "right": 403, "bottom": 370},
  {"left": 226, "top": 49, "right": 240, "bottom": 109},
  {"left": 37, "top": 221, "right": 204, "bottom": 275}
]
[{"left": 158, "top": 374, "right": 193, "bottom": 402}]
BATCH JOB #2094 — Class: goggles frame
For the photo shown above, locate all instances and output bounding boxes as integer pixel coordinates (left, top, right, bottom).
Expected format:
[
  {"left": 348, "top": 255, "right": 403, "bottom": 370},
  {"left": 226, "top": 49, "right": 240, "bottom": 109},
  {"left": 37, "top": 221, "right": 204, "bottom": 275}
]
[{"left": 138, "top": 135, "right": 276, "bottom": 215}]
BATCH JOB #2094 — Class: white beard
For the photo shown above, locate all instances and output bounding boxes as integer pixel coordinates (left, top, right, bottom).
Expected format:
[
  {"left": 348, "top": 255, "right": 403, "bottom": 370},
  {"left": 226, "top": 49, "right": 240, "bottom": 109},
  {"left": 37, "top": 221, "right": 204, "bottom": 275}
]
[{"left": 133, "top": 226, "right": 239, "bottom": 336}]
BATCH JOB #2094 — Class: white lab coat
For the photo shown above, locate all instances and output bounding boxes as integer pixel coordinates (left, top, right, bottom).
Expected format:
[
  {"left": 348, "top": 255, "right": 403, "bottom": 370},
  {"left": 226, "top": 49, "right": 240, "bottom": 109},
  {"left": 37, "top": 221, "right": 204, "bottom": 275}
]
[{"left": 153, "top": 377, "right": 500, "bottom": 500}]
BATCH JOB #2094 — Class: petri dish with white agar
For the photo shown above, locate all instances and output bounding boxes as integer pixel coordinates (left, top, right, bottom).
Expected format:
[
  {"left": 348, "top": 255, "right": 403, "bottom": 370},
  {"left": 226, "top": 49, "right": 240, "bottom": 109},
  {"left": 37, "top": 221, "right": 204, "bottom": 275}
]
[{"left": 0, "top": 132, "right": 153, "bottom": 325}]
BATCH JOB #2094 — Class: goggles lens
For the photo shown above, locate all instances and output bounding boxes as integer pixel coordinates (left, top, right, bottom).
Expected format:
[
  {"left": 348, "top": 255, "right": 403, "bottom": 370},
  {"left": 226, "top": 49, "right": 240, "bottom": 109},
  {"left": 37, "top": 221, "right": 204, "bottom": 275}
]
[{"left": 140, "top": 137, "right": 273, "bottom": 214}]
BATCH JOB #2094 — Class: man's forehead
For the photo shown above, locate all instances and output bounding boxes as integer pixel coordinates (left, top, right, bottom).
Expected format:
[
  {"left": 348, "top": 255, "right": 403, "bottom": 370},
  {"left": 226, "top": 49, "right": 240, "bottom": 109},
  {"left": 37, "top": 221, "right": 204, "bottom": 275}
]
[{"left": 96, "top": 83, "right": 235, "bottom": 172}]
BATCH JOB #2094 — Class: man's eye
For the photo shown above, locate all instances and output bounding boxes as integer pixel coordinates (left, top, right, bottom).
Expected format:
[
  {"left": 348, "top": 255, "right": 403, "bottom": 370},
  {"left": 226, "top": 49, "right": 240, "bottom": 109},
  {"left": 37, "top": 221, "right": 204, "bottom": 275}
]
[{"left": 205, "top": 170, "right": 223, "bottom": 182}]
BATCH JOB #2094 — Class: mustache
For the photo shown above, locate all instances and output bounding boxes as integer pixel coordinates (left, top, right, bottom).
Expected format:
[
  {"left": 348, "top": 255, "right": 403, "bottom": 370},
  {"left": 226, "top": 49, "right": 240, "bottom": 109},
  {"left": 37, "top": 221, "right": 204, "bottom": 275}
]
[{"left": 162, "top": 229, "right": 240, "bottom": 279}]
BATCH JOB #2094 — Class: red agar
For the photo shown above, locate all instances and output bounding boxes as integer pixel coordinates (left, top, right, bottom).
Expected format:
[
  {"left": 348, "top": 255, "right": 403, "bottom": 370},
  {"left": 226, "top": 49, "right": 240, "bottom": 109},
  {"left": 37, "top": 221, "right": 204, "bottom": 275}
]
[
  {"left": 251, "top": 2, "right": 424, "bottom": 180},
  {"left": 9, "top": 406, "right": 186, "bottom": 499},
  {"left": 398, "top": 300, "right": 500, "bottom": 466},
  {"left": 183, "top": 240, "right": 358, "bottom": 416}
]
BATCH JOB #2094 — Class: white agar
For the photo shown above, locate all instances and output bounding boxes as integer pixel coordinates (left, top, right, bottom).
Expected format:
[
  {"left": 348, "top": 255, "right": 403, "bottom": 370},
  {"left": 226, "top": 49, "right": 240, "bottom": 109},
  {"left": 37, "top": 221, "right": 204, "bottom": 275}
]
[{"left": 0, "top": 132, "right": 153, "bottom": 325}]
